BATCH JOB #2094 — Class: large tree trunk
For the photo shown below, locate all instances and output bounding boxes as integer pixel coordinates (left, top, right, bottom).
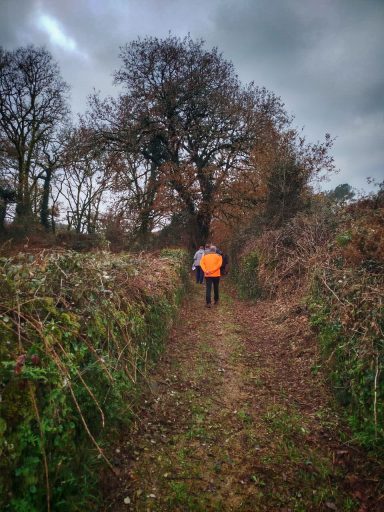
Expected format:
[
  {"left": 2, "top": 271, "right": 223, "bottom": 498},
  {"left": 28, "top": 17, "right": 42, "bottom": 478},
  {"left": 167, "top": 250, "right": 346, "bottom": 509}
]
[
  {"left": 15, "top": 167, "right": 33, "bottom": 223},
  {"left": 0, "top": 200, "right": 6, "bottom": 232},
  {"left": 195, "top": 208, "right": 213, "bottom": 246},
  {"left": 135, "top": 210, "right": 153, "bottom": 247},
  {"left": 40, "top": 168, "right": 53, "bottom": 230}
]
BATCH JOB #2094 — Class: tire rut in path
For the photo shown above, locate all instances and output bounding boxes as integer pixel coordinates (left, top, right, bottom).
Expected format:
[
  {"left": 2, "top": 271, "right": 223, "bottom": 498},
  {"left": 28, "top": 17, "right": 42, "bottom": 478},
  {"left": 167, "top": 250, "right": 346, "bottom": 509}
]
[{"left": 102, "top": 281, "right": 383, "bottom": 512}]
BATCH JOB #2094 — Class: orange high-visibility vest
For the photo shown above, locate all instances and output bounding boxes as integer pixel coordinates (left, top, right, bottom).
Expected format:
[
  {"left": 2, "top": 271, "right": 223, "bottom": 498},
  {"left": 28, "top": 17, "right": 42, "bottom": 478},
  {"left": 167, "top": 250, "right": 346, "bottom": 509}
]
[{"left": 200, "top": 253, "right": 223, "bottom": 277}]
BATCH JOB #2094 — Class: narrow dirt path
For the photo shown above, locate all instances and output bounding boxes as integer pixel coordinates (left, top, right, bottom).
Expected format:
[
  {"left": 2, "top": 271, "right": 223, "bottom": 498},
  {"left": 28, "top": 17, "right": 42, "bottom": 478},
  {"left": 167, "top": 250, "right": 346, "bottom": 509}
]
[{"left": 102, "top": 280, "right": 383, "bottom": 511}]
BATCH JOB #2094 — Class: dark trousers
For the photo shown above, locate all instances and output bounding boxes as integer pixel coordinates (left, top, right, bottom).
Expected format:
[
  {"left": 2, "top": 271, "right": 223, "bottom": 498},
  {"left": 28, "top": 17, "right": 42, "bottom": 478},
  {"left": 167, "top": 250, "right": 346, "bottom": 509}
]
[
  {"left": 205, "top": 277, "right": 220, "bottom": 304},
  {"left": 195, "top": 265, "right": 204, "bottom": 284}
]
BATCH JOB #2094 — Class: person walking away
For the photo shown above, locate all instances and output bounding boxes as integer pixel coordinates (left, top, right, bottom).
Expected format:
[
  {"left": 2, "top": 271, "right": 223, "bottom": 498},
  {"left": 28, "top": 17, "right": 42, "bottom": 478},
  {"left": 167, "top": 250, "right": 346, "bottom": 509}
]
[
  {"left": 215, "top": 247, "right": 229, "bottom": 276},
  {"left": 192, "top": 245, "right": 205, "bottom": 284},
  {"left": 220, "top": 254, "right": 229, "bottom": 276},
  {"left": 200, "top": 245, "right": 223, "bottom": 307}
]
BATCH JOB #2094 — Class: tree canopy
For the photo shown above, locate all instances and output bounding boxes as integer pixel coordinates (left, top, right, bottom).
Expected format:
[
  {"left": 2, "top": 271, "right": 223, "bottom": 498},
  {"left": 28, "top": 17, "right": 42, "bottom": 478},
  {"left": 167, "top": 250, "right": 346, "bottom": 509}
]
[
  {"left": 0, "top": 38, "right": 335, "bottom": 246},
  {"left": 87, "top": 35, "right": 293, "bottom": 245}
]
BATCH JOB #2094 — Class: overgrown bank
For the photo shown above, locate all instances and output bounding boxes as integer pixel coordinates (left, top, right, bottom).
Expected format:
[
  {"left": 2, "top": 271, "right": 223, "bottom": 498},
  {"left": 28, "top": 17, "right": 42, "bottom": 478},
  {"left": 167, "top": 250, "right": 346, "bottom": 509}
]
[
  {"left": 234, "top": 197, "right": 384, "bottom": 452},
  {"left": 0, "top": 248, "right": 187, "bottom": 511}
]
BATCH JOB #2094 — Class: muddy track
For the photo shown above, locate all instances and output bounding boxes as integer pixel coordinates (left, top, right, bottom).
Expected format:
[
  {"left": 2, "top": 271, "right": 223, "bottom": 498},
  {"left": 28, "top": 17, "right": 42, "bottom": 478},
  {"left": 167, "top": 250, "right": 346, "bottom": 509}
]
[{"left": 101, "top": 280, "right": 383, "bottom": 512}]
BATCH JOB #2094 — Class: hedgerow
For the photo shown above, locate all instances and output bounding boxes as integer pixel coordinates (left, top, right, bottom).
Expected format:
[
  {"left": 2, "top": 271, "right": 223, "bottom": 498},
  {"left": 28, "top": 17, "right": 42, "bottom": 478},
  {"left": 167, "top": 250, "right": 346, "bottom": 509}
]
[
  {"left": 309, "top": 266, "right": 383, "bottom": 449},
  {"left": 0, "top": 249, "right": 188, "bottom": 511},
  {"left": 234, "top": 195, "right": 384, "bottom": 451},
  {"left": 308, "top": 199, "right": 384, "bottom": 450}
]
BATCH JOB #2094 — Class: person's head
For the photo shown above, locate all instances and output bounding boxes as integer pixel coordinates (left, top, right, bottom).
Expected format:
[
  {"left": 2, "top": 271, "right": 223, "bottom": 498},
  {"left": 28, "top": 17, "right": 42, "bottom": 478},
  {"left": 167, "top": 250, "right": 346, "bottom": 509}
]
[{"left": 199, "top": 245, "right": 204, "bottom": 250}]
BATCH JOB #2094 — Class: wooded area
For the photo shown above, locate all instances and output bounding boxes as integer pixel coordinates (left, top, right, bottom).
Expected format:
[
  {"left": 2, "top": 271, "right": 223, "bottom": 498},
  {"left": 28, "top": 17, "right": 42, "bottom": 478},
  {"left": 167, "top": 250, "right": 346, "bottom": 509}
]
[{"left": 1, "top": 37, "right": 335, "bottom": 248}]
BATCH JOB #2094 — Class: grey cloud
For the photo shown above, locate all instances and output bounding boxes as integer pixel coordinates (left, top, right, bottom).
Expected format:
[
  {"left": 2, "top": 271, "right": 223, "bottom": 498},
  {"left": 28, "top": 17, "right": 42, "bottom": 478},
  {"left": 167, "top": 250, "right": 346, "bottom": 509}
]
[
  {"left": 1, "top": 0, "right": 40, "bottom": 47},
  {"left": 1, "top": 0, "right": 383, "bottom": 189},
  {"left": 205, "top": 0, "right": 384, "bottom": 188}
]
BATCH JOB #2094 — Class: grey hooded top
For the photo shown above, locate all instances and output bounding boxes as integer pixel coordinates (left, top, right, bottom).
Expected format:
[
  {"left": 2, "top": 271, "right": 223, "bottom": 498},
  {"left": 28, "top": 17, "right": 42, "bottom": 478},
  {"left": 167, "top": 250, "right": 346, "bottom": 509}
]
[{"left": 193, "top": 249, "right": 205, "bottom": 266}]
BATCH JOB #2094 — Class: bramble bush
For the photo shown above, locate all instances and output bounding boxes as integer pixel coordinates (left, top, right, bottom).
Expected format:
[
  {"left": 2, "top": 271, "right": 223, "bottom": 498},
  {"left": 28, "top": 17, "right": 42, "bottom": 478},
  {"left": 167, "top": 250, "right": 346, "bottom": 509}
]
[
  {"left": 309, "top": 266, "right": 383, "bottom": 449},
  {"left": 234, "top": 193, "right": 383, "bottom": 451},
  {"left": 0, "top": 249, "right": 188, "bottom": 511},
  {"left": 308, "top": 198, "right": 384, "bottom": 450}
]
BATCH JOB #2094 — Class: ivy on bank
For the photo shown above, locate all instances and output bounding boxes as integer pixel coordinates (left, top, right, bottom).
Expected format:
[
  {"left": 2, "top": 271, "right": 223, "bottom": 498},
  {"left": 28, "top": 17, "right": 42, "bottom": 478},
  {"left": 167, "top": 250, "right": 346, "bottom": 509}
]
[
  {"left": 309, "top": 266, "right": 383, "bottom": 451},
  {"left": 0, "top": 248, "right": 188, "bottom": 511}
]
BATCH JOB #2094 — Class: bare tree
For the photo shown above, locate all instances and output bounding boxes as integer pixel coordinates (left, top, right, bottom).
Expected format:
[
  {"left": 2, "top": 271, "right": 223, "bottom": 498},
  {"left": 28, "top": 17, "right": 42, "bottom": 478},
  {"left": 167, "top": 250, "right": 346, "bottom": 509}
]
[
  {"left": 91, "top": 35, "right": 288, "bottom": 246},
  {"left": 108, "top": 151, "right": 164, "bottom": 239},
  {"left": 36, "top": 129, "right": 70, "bottom": 230},
  {"left": 0, "top": 45, "right": 69, "bottom": 226},
  {"left": 0, "top": 145, "right": 17, "bottom": 230},
  {"left": 85, "top": 94, "right": 168, "bottom": 244},
  {"left": 56, "top": 128, "right": 109, "bottom": 234}
]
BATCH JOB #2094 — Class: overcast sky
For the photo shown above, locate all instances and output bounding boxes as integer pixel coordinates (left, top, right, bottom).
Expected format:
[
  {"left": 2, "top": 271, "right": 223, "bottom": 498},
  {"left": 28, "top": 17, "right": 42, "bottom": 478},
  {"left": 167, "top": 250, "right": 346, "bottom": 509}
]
[{"left": 1, "top": 0, "right": 383, "bottom": 192}]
